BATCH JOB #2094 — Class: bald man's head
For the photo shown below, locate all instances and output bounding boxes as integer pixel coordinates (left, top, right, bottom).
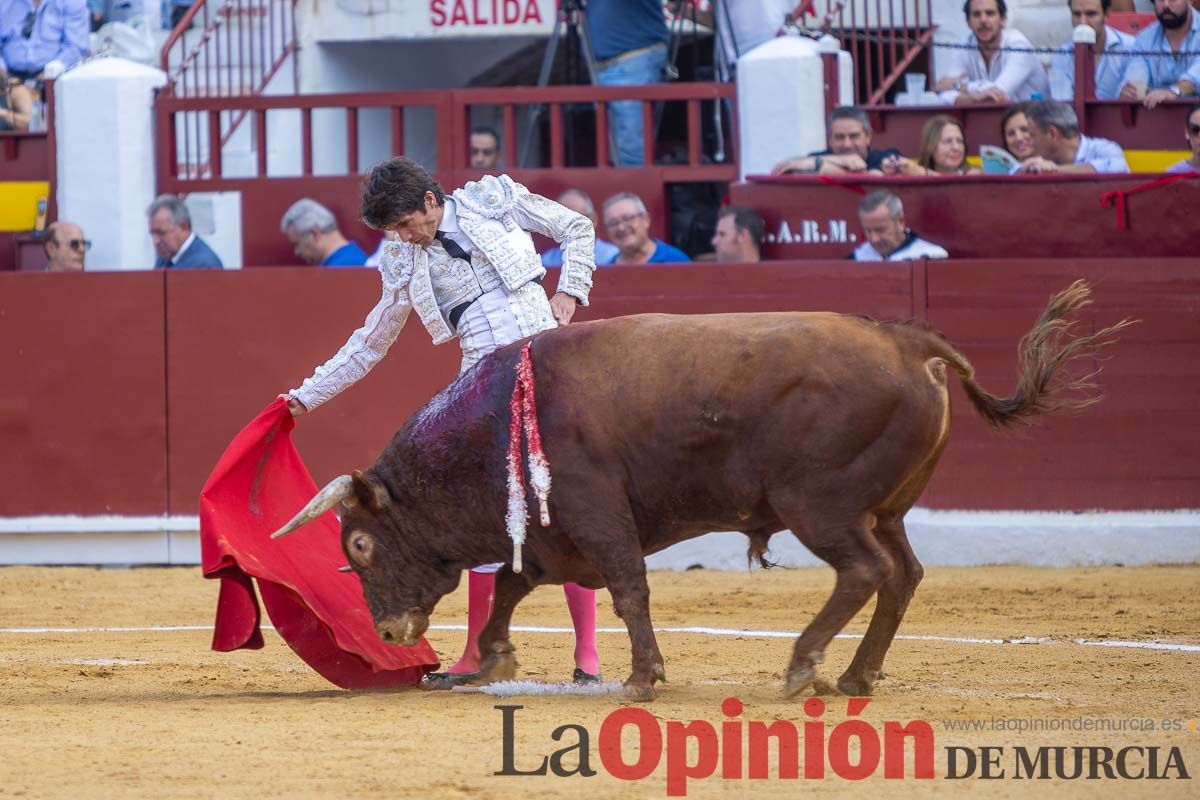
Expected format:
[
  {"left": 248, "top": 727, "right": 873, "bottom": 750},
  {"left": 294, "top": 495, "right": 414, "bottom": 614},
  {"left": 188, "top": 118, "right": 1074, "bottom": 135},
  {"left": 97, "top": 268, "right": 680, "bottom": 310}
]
[{"left": 45, "top": 221, "right": 88, "bottom": 272}]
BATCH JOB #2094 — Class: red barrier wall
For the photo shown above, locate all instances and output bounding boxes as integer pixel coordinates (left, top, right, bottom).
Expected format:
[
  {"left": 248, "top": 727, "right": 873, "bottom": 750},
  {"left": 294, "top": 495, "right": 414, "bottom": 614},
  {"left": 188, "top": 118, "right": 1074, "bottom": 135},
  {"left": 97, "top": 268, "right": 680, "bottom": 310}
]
[
  {"left": 2, "top": 261, "right": 1197, "bottom": 517},
  {"left": 732, "top": 174, "right": 1200, "bottom": 260}
]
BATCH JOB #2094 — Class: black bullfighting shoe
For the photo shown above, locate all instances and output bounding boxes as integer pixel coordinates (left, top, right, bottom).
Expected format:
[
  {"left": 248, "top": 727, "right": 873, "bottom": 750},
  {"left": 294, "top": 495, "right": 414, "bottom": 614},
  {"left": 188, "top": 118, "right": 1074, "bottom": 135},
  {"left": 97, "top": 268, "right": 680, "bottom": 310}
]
[
  {"left": 572, "top": 668, "right": 602, "bottom": 685},
  {"left": 421, "top": 671, "right": 480, "bottom": 690}
]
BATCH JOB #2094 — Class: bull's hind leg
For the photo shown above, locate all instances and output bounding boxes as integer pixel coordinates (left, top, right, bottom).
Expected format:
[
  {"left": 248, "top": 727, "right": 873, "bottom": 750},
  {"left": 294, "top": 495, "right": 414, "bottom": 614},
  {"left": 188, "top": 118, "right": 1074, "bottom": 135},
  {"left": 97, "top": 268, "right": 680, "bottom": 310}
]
[
  {"left": 606, "top": 552, "right": 667, "bottom": 702},
  {"left": 837, "top": 514, "right": 924, "bottom": 696},
  {"left": 776, "top": 507, "right": 894, "bottom": 699},
  {"left": 477, "top": 568, "right": 535, "bottom": 684}
]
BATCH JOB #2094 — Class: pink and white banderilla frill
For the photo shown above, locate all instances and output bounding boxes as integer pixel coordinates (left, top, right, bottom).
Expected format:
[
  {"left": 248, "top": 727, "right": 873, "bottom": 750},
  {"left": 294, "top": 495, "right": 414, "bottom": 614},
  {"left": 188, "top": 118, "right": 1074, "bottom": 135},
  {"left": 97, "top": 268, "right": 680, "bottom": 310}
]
[{"left": 505, "top": 342, "right": 551, "bottom": 573}]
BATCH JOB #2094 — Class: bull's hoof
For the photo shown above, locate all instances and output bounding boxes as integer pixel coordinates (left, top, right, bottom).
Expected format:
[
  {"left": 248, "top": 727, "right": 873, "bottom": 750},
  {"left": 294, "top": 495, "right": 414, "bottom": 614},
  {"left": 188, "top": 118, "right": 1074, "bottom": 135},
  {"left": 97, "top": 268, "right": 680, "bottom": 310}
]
[
  {"left": 784, "top": 666, "right": 817, "bottom": 699},
  {"left": 622, "top": 682, "right": 657, "bottom": 702},
  {"left": 420, "top": 671, "right": 479, "bottom": 690},
  {"left": 836, "top": 669, "right": 879, "bottom": 697},
  {"left": 479, "top": 651, "right": 518, "bottom": 684}
]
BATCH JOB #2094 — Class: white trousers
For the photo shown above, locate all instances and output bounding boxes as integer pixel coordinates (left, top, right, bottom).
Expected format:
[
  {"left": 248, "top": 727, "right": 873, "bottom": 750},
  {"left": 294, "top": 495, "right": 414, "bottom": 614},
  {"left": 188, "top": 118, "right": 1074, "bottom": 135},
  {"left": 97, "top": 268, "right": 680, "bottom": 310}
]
[{"left": 456, "top": 284, "right": 558, "bottom": 573}]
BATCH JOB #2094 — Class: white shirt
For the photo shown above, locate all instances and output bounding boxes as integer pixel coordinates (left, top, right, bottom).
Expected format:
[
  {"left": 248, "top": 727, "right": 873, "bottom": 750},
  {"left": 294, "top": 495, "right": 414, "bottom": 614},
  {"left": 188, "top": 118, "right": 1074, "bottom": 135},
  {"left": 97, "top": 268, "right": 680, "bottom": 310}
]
[
  {"left": 852, "top": 233, "right": 948, "bottom": 262},
  {"left": 1074, "top": 134, "right": 1130, "bottom": 173},
  {"left": 437, "top": 197, "right": 475, "bottom": 254},
  {"left": 1049, "top": 26, "right": 1136, "bottom": 101},
  {"left": 714, "top": 0, "right": 794, "bottom": 74},
  {"left": 171, "top": 232, "right": 197, "bottom": 265},
  {"left": 939, "top": 28, "right": 1050, "bottom": 102}
]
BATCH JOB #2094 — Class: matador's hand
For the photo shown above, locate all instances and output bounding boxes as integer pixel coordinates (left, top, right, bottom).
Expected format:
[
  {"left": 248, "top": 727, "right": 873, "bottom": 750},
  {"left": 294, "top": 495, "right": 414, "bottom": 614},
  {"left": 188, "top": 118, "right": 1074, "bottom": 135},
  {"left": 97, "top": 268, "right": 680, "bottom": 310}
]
[
  {"left": 549, "top": 292, "right": 578, "bottom": 326},
  {"left": 279, "top": 394, "right": 307, "bottom": 417}
]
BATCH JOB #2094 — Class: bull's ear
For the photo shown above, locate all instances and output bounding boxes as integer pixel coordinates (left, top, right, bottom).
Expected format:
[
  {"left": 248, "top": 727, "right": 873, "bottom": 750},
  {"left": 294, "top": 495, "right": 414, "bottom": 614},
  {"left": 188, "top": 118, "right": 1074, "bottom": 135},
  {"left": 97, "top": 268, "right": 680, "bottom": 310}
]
[{"left": 351, "top": 469, "right": 391, "bottom": 512}]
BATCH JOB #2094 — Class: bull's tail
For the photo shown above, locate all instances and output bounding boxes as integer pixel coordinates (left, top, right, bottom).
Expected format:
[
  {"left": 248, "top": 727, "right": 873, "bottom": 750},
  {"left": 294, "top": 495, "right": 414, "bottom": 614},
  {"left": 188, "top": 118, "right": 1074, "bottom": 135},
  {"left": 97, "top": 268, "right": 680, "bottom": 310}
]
[{"left": 940, "top": 280, "right": 1136, "bottom": 428}]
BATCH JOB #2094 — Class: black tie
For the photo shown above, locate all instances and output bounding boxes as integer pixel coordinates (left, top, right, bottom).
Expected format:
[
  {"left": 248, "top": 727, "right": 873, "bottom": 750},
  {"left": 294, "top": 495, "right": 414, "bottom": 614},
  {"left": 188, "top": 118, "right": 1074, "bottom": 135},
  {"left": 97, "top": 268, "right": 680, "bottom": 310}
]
[{"left": 435, "top": 230, "right": 471, "bottom": 263}]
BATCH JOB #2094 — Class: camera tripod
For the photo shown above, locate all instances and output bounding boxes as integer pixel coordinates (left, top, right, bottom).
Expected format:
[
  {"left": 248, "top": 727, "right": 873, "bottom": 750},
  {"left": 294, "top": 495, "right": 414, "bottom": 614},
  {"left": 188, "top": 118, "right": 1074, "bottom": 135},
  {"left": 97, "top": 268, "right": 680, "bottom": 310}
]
[{"left": 520, "top": 0, "right": 619, "bottom": 168}]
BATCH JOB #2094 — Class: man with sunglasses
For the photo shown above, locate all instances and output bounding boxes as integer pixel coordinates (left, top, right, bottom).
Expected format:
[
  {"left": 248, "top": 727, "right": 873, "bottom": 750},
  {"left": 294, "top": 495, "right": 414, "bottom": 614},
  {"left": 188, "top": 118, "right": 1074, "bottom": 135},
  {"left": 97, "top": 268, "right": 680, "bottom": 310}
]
[
  {"left": 43, "top": 220, "right": 88, "bottom": 272},
  {"left": 1167, "top": 103, "right": 1200, "bottom": 172},
  {"left": 0, "top": 0, "right": 89, "bottom": 82}
]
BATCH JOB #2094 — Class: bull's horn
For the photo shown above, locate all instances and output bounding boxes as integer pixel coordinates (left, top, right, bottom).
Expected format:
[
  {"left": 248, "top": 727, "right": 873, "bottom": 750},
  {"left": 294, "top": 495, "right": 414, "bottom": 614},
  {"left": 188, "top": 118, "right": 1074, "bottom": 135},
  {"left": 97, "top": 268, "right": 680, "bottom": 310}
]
[
  {"left": 270, "top": 475, "right": 354, "bottom": 539},
  {"left": 338, "top": 565, "right": 354, "bottom": 573}
]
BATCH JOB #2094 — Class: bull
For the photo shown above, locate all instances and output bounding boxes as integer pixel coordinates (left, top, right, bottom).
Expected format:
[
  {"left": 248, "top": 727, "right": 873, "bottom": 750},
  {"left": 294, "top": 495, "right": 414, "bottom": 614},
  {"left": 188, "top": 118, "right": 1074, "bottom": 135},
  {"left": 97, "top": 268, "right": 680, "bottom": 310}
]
[{"left": 274, "top": 281, "right": 1129, "bottom": 700}]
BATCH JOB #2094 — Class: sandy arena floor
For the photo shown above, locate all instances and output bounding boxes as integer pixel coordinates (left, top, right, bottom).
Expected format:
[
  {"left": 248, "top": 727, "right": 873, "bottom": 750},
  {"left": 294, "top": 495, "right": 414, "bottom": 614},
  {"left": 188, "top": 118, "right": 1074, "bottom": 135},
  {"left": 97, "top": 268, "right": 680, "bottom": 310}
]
[{"left": 1, "top": 564, "right": 1197, "bottom": 799}]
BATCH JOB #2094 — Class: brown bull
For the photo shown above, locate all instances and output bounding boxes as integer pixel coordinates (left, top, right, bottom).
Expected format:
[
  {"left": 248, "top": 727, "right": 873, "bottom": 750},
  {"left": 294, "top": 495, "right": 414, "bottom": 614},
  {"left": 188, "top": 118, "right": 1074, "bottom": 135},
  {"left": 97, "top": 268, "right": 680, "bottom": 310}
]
[{"left": 274, "top": 281, "right": 1129, "bottom": 700}]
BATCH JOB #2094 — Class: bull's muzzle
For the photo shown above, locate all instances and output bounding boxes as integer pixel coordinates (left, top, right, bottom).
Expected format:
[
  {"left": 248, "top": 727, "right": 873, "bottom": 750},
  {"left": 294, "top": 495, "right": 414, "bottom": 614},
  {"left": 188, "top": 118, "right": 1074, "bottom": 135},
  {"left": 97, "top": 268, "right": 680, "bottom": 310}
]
[{"left": 376, "top": 612, "right": 429, "bottom": 647}]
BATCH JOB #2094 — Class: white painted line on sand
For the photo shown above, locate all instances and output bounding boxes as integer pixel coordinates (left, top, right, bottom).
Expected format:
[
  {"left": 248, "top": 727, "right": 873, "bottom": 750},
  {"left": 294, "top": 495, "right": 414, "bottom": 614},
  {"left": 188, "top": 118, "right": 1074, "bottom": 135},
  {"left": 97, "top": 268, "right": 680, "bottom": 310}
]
[{"left": 1, "top": 623, "right": 1196, "bottom": 653}]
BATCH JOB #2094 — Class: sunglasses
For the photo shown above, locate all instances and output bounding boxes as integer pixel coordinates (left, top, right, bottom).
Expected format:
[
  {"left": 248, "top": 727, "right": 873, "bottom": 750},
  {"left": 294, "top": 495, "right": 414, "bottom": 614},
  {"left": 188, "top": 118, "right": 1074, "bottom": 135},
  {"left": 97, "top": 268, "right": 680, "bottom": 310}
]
[
  {"left": 21, "top": 11, "right": 35, "bottom": 39},
  {"left": 1188, "top": 124, "right": 1200, "bottom": 136},
  {"left": 60, "top": 238, "right": 92, "bottom": 252},
  {"left": 604, "top": 212, "right": 645, "bottom": 230}
]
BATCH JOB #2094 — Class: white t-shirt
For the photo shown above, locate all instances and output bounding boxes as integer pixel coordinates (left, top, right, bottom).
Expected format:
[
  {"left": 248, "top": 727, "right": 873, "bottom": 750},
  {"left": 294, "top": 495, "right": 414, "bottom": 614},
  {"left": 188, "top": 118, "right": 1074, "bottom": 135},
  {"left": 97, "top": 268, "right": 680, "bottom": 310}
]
[{"left": 939, "top": 28, "right": 1050, "bottom": 102}]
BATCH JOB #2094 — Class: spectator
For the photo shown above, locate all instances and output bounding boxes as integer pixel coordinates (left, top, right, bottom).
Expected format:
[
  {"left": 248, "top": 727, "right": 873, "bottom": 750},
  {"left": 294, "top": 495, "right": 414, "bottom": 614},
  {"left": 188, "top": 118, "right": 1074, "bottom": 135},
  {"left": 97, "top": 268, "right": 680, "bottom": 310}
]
[
  {"left": 469, "top": 126, "right": 501, "bottom": 170},
  {"left": 0, "top": 0, "right": 89, "bottom": 80},
  {"left": 1166, "top": 102, "right": 1200, "bottom": 171},
  {"left": 935, "top": 0, "right": 1050, "bottom": 104},
  {"left": 671, "top": 0, "right": 793, "bottom": 78},
  {"left": 602, "top": 192, "right": 690, "bottom": 264},
  {"left": 280, "top": 198, "right": 368, "bottom": 267},
  {"left": 1000, "top": 102, "right": 1038, "bottom": 162},
  {"left": 884, "top": 115, "right": 982, "bottom": 175},
  {"left": 43, "top": 220, "right": 87, "bottom": 271},
  {"left": 1017, "top": 99, "right": 1131, "bottom": 172},
  {"left": 1118, "top": 0, "right": 1200, "bottom": 108},
  {"left": 710, "top": 205, "right": 764, "bottom": 263},
  {"left": 0, "top": 76, "right": 32, "bottom": 129},
  {"left": 1049, "top": 0, "right": 1136, "bottom": 101},
  {"left": 148, "top": 194, "right": 224, "bottom": 269},
  {"left": 587, "top": 0, "right": 669, "bottom": 166},
  {"left": 771, "top": 106, "right": 902, "bottom": 175},
  {"left": 541, "top": 189, "right": 620, "bottom": 267},
  {"left": 168, "top": 0, "right": 192, "bottom": 29},
  {"left": 851, "top": 191, "right": 949, "bottom": 262}
]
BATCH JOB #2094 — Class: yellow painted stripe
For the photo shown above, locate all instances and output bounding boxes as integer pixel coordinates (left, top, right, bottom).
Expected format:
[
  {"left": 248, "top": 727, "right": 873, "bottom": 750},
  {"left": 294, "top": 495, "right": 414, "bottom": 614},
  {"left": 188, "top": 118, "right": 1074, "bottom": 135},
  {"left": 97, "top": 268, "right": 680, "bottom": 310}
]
[
  {"left": 1127, "top": 150, "right": 1191, "bottom": 172},
  {"left": 0, "top": 182, "right": 49, "bottom": 231}
]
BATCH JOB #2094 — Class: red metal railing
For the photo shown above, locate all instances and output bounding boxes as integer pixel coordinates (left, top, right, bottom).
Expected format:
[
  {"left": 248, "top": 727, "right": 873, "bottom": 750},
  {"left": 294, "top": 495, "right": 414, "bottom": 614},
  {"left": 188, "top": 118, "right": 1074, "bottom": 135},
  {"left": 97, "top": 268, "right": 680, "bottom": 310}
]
[
  {"left": 793, "top": 0, "right": 936, "bottom": 105},
  {"left": 160, "top": 0, "right": 298, "bottom": 97},
  {"left": 156, "top": 82, "right": 737, "bottom": 191}
]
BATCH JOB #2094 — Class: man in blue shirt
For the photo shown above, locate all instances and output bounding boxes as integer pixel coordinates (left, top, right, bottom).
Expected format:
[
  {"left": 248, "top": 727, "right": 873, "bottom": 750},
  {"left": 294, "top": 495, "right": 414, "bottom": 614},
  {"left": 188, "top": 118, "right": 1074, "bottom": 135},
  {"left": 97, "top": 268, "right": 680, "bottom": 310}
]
[
  {"left": 1118, "top": 0, "right": 1200, "bottom": 108},
  {"left": 602, "top": 192, "right": 690, "bottom": 264},
  {"left": 280, "top": 198, "right": 368, "bottom": 268},
  {"left": 541, "top": 189, "right": 619, "bottom": 267},
  {"left": 587, "top": 0, "right": 670, "bottom": 167},
  {"left": 1016, "top": 99, "right": 1130, "bottom": 173},
  {"left": 1049, "top": 0, "right": 1136, "bottom": 101},
  {"left": 0, "top": 0, "right": 88, "bottom": 80}
]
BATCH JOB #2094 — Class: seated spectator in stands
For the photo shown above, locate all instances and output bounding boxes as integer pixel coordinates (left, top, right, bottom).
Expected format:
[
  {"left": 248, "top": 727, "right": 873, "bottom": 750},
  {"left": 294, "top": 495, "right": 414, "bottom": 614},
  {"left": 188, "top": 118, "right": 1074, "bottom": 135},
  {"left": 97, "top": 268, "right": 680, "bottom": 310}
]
[
  {"left": 43, "top": 220, "right": 87, "bottom": 271},
  {"left": 1167, "top": 102, "right": 1200, "bottom": 171},
  {"left": 1049, "top": 0, "right": 1136, "bottom": 100},
  {"left": 88, "top": 0, "right": 141, "bottom": 31},
  {"left": 148, "top": 195, "right": 224, "bottom": 269},
  {"left": 1016, "top": 99, "right": 1131, "bottom": 172},
  {"left": 603, "top": 192, "right": 691, "bottom": 264},
  {"left": 541, "top": 189, "right": 619, "bottom": 267},
  {"left": 710, "top": 205, "right": 764, "bottom": 263},
  {"left": 1000, "top": 102, "right": 1038, "bottom": 162},
  {"left": 280, "top": 198, "right": 367, "bottom": 267},
  {"left": 771, "top": 106, "right": 902, "bottom": 174},
  {"left": 0, "top": 76, "right": 32, "bottom": 129},
  {"left": 0, "top": 0, "right": 89, "bottom": 80},
  {"left": 883, "top": 115, "right": 982, "bottom": 175},
  {"left": 851, "top": 191, "right": 948, "bottom": 261},
  {"left": 935, "top": 0, "right": 1050, "bottom": 104},
  {"left": 469, "top": 126, "right": 502, "bottom": 170},
  {"left": 1118, "top": 0, "right": 1200, "bottom": 108}
]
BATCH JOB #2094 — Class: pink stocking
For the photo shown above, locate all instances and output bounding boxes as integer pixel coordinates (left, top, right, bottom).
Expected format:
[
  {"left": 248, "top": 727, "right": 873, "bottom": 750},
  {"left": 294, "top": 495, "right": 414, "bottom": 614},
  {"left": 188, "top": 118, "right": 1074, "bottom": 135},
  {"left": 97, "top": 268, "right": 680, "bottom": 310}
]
[
  {"left": 446, "top": 569, "right": 494, "bottom": 674},
  {"left": 563, "top": 582, "right": 599, "bottom": 675}
]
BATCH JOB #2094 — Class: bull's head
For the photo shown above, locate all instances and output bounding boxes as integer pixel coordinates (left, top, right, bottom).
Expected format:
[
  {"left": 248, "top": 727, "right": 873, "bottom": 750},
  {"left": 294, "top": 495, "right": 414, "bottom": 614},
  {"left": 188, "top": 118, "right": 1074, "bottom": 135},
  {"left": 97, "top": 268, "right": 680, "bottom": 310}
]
[{"left": 271, "top": 470, "right": 461, "bottom": 647}]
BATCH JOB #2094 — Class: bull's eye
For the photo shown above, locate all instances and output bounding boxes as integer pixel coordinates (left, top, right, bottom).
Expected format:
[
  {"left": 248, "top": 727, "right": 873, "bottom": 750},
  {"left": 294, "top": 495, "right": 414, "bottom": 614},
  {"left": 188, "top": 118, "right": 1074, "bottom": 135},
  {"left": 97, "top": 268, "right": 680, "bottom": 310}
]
[{"left": 348, "top": 531, "right": 375, "bottom": 567}]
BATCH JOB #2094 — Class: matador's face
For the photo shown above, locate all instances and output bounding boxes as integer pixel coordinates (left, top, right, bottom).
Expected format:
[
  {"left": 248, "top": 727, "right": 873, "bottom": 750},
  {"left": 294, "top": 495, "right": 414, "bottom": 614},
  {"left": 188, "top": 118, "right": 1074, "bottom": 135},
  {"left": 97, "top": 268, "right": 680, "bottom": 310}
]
[{"left": 385, "top": 191, "right": 444, "bottom": 249}]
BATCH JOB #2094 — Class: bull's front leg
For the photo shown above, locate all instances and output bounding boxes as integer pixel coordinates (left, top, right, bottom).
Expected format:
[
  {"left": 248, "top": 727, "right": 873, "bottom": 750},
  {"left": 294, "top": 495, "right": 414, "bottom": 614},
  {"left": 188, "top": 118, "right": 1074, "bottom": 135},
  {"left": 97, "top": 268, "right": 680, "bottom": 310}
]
[
  {"left": 607, "top": 560, "right": 666, "bottom": 701},
  {"left": 477, "top": 567, "right": 534, "bottom": 684}
]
